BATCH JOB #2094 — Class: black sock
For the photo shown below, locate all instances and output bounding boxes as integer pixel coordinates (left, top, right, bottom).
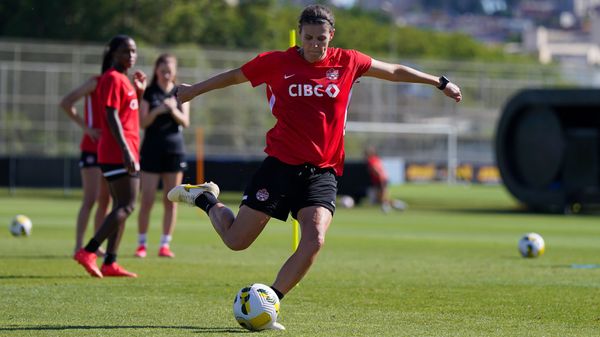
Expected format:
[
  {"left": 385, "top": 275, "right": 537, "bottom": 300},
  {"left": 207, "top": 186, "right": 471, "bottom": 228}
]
[
  {"left": 194, "top": 192, "right": 218, "bottom": 214},
  {"left": 270, "top": 286, "right": 284, "bottom": 300},
  {"left": 104, "top": 253, "right": 117, "bottom": 265},
  {"left": 84, "top": 238, "right": 101, "bottom": 253}
]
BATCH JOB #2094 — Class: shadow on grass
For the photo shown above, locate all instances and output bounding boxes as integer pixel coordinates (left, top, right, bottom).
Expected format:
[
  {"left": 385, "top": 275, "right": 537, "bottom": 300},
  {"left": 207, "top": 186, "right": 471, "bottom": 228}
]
[
  {"left": 441, "top": 206, "right": 600, "bottom": 216},
  {"left": 0, "top": 275, "right": 84, "bottom": 279},
  {"left": 1, "top": 255, "right": 69, "bottom": 260},
  {"left": 435, "top": 207, "right": 531, "bottom": 215},
  {"left": 552, "top": 264, "right": 600, "bottom": 269},
  {"left": 0, "top": 324, "right": 249, "bottom": 334}
]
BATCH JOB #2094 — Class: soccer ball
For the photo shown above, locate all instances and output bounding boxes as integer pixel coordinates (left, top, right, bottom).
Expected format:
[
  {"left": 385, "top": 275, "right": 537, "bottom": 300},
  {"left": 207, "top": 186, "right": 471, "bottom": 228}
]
[
  {"left": 339, "top": 195, "right": 355, "bottom": 208},
  {"left": 10, "top": 214, "right": 32, "bottom": 237},
  {"left": 232, "top": 283, "right": 280, "bottom": 331},
  {"left": 518, "top": 232, "right": 545, "bottom": 258}
]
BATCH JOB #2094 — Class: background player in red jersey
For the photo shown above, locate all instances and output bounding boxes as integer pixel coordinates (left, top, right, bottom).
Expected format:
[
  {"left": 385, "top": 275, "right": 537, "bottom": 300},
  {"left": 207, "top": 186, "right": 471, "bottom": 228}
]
[
  {"left": 74, "top": 35, "right": 146, "bottom": 278},
  {"left": 135, "top": 54, "right": 190, "bottom": 259},
  {"left": 365, "top": 146, "right": 407, "bottom": 213},
  {"left": 60, "top": 64, "right": 112, "bottom": 257},
  {"left": 168, "top": 4, "right": 461, "bottom": 327}
]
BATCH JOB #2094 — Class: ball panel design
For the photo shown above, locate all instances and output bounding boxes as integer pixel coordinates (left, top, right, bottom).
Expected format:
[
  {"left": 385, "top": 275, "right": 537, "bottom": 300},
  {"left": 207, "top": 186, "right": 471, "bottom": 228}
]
[
  {"left": 232, "top": 283, "right": 280, "bottom": 331},
  {"left": 518, "top": 232, "right": 545, "bottom": 258},
  {"left": 10, "top": 215, "right": 32, "bottom": 237}
]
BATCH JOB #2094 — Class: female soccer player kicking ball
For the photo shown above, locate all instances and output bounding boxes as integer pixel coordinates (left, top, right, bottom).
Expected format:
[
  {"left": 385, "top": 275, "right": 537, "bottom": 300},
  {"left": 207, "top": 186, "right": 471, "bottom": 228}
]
[{"left": 168, "top": 4, "right": 461, "bottom": 329}]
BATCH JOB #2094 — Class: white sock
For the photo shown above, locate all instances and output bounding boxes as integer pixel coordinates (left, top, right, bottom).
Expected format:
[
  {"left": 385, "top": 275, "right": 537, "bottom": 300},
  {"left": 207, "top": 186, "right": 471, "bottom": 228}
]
[
  {"left": 138, "top": 233, "right": 147, "bottom": 246},
  {"left": 160, "top": 235, "right": 172, "bottom": 247}
]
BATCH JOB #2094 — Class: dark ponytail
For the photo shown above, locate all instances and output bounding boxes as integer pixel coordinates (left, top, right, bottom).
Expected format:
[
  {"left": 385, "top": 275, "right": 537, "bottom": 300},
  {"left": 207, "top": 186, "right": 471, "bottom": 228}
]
[{"left": 101, "top": 34, "right": 131, "bottom": 74}]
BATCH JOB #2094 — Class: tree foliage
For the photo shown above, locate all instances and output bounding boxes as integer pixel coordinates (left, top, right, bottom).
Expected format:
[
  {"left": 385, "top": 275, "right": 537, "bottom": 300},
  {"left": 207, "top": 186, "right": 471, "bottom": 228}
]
[{"left": 0, "top": 0, "right": 530, "bottom": 62}]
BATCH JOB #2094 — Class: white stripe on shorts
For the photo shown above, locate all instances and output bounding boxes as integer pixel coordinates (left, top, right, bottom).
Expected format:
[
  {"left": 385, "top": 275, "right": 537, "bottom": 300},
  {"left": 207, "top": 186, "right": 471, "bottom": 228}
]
[{"left": 103, "top": 168, "right": 128, "bottom": 178}]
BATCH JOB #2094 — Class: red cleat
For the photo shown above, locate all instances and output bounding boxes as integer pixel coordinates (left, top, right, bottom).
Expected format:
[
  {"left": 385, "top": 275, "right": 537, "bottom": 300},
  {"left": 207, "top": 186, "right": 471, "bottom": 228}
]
[
  {"left": 101, "top": 263, "right": 138, "bottom": 278},
  {"left": 74, "top": 248, "right": 103, "bottom": 278},
  {"left": 158, "top": 245, "right": 175, "bottom": 258},
  {"left": 134, "top": 245, "right": 147, "bottom": 258}
]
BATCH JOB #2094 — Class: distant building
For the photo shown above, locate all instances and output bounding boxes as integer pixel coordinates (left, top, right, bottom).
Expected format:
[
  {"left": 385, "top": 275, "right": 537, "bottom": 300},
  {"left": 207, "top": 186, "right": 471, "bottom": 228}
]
[{"left": 523, "top": 19, "right": 600, "bottom": 65}]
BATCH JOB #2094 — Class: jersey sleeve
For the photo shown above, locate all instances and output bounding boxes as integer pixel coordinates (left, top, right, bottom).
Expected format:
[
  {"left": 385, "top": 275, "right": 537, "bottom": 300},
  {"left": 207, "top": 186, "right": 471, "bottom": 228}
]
[
  {"left": 350, "top": 50, "right": 372, "bottom": 78},
  {"left": 102, "top": 75, "right": 124, "bottom": 110},
  {"left": 142, "top": 84, "right": 153, "bottom": 102},
  {"left": 240, "top": 51, "right": 278, "bottom": 87}
]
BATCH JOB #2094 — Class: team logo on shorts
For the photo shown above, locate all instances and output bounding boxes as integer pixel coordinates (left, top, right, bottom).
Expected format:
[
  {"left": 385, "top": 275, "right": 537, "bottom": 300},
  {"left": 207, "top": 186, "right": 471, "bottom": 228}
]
[
  {"left": 256, "top": 188, "right": 269, "bottom": 202},
  {"left": 86, "top": 155, "right": 95, "bottom": 164},
  {"left": 326, "top": 68, "right": 339, "bottom": 80}
]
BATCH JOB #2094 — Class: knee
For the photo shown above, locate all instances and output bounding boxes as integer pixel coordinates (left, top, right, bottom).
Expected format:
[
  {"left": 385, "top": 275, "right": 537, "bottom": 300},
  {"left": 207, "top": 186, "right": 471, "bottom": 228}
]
[
  {"left": 163, "top": 198, "right": 176, "bottom": 210},
  {"left": 81, "top": 195, "right": 96, "bottom": 209},
  {"left": 223, "top": 236, "right": 251, "bottom": 251},
  {"left": 116, "top": 204, "right": 135, "bottom": 219},
  {"left": 140, "top": 196, "right": 155, "bottom": 209},
  {"left": 302, "top": 233, "right": 325, "bottom": 255},
  {"left": 124, "top": 204, "right": 135, "bottom": 215}
]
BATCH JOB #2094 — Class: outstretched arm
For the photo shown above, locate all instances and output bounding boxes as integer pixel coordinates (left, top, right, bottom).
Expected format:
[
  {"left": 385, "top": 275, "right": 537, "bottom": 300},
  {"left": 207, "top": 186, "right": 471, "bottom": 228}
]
[
  {"left": 364, "top": 58, "right": 462, "bottom": 102},
  {"left": 176, "top": 68, "right": 248, "bottom": 103}
]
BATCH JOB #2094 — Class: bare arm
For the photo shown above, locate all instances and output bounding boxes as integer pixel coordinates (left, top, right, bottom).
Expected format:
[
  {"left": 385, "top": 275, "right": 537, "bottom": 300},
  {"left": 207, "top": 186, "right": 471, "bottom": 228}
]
[
  {"left": 59, "top": 77, "right": 100, "bottom": 140},
  {"left": 364, "top": 58, "right": 462, "bottom": 102},
  {"left": 165, "top": 99, "right": 190, "bottom": 128},
  {"left": 139, "top": 99, "right": 169, "bottom": 129},
  {"left": 176, "top": 68, "right": 248, "bottom": 103},
  {"left": 106, "top": 107, "right": 137, "bottom": 174}
]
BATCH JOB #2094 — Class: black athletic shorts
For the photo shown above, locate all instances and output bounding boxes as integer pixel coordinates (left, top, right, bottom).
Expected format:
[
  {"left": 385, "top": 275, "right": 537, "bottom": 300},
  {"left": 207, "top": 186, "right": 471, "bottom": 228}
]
[
  {"left": 140, "top": 152, "right": 187, "bottom": 173},
  {"left": 79, "top": 151, "right": 99, "bottom": 168},
  {"left": 100, "top": 164, "right": 140, "bottom": 182},
  {"left": 241, "top": 156, "right": 338, "bottom": 221}
]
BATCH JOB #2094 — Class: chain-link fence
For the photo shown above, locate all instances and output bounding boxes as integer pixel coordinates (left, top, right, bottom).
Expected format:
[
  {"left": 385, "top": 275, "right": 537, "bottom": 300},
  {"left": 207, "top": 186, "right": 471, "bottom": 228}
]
[{"left": 0, "top": 39, "right": 593, "bottom": 164}]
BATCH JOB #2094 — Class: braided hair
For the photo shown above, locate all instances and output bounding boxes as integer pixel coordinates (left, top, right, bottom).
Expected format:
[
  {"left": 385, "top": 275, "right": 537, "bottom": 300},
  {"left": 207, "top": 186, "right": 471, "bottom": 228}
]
[{"left": 101, "top": 35, "right": 132, "bottom": 74}]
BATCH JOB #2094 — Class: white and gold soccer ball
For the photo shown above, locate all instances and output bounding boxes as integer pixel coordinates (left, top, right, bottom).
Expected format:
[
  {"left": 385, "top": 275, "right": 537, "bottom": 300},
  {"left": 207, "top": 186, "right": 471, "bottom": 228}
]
[
  {"left": 10, "top": 214, "right": 32, "bottom": 237},
  {"left": 518, "top": 232, "right": 545, "bottom": 258},
  {"left": 232, "top": 283, "right": 280, "bottom": 331}
]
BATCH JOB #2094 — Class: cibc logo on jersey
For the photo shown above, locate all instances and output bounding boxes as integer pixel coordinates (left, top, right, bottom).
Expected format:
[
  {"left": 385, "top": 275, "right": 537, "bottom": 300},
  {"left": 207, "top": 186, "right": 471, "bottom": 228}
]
[{"left": 288, "top": 83, "right": 340, "bottom": 98}]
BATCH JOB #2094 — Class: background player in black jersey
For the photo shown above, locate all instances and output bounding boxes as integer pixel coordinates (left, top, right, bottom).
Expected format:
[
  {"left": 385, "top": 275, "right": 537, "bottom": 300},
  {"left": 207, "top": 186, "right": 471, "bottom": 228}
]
[{"left": 136, "top": 54, "right": 190, "bottom": 258}]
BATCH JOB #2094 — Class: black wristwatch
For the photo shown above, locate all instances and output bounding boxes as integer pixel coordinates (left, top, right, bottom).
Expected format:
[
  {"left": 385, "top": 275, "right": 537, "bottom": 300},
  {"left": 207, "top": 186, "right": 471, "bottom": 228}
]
[{"left": 437, "top": 76, "right": 449, "bottom": 90}]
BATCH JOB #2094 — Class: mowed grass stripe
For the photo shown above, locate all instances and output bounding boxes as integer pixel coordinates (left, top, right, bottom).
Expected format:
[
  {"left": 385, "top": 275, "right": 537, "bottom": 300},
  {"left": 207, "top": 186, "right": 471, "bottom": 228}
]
[{"left": 1, "top": 184, "right": 599, "bottom": 337}]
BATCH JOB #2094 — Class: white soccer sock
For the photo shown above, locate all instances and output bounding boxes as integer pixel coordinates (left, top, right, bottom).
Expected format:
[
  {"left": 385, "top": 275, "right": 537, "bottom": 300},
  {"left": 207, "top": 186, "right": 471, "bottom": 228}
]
[
  {"left": 160, "top": 234, "right": 172, "bottom": 247},
  {"left": 138, "top": 233, "right": 147, "bottom": 246}
]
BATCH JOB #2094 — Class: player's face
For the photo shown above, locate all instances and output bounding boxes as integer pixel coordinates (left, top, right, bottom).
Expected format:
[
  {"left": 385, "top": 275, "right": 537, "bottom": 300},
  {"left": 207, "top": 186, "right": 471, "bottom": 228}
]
[
  {"left": 299, "top": 23, "right": 334, "bottom": 63},
  {"left": 114, "top": 39, "right": 137, "bottom": 70},
  {"left": 156, "top": 59, "right": 176, "bottom": 84}
]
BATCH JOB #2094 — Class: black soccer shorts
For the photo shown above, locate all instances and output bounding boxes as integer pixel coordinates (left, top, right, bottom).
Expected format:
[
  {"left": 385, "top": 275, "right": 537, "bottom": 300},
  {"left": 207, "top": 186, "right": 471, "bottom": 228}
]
[
  {"left": 140, "top": 152, "right": 187, "bottom": 173},
  {"left": 241, "top": 156, "right": 338, "bottom": 221},
  {"left": 79, "top": 151, "right": 99, "bottom": 168},
  {"left": 100, "top": 164, "right": 140, "bottom": 182}
]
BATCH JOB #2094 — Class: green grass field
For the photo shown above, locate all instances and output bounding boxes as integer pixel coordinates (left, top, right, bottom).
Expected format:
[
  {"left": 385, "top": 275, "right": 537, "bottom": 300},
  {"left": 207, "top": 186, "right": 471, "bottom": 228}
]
[{"left": 1, "top": 184, "right": 599, "bottom": 336}]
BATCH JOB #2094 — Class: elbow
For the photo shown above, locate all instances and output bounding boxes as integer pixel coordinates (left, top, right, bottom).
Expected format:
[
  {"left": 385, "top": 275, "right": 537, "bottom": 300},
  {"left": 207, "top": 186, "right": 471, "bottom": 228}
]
[{"left": 59, "top": 99, "right": 70, "bottom": 112}]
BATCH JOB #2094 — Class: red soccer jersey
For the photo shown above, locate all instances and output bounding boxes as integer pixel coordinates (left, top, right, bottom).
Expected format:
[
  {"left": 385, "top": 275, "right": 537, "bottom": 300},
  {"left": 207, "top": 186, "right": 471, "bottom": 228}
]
[
  {"left": 96, "top": 68, "right": 140, "bottom": 164},
  {"left": 79, "top": 76, "right": 102, "bottom": 153},
  {"left": 241, "top": 47, "right": 372, "bottom": 175},
  {"left": 367, "top": 154, "right": 388, "bottom": 185}
]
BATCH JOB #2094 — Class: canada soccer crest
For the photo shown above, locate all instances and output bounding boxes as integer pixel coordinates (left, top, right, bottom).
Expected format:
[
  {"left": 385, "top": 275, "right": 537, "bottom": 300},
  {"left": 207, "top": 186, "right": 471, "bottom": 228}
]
[
  {"left": 326, "top": 68, "right": 339, "bottom": 81},
  {"left": 256, "top": 188, "right": 269, "bottom": 202}
]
